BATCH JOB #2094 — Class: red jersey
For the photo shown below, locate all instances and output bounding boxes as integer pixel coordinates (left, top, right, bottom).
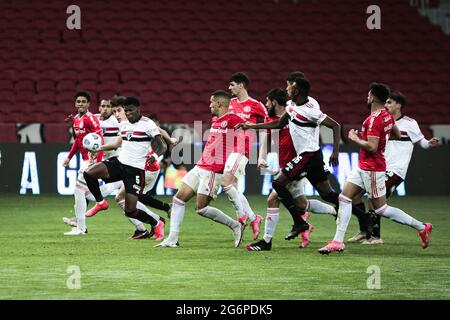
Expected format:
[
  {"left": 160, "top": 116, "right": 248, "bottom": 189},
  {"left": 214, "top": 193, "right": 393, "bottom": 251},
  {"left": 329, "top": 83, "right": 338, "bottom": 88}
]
[
  {"left": 229, "top": 97, "right": 267, "bottom": 158},
  {"left": 265, "top": 115, "right": 296, "bottom": 168},
  {"left": 144, "top": 150, "right": 160, "bottom": 172},
  {"left": 68, "top": 111, "right": 103, "bottom": 161},
  {"left": 359, "top": 108, "right": 395, "bottom": 172},
  {"left": 198, "top": 113, "right": 246, "bottom": 173}
]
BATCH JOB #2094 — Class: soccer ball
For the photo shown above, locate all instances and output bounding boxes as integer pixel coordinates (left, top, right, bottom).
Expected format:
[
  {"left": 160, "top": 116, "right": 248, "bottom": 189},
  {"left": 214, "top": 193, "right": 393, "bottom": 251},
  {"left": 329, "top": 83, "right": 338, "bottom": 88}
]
[{"left": 82, "top": 133, "right": 102, "bottom": 152}]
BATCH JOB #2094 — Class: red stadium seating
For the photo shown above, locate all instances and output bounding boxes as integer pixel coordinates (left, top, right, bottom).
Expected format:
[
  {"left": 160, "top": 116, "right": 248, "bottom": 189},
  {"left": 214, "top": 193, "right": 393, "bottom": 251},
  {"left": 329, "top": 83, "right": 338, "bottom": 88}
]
[{"left": 1, "top": 0, "right": 449, "bottom": 145}]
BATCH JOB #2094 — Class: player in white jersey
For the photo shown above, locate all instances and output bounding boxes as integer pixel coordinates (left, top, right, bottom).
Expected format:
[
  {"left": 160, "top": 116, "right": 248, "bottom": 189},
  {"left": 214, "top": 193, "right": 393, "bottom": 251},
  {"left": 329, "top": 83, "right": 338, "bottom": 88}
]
[
  {"left": 82, "top": 97, "right": 168, "bottom": 232},
  {"left": 63, "top": 98, "right": 123, "bottom": 235},
  {"left": 237, "top": 76, "right": 342, "bottom": 241},
  {"left": 349, "top": 91, "right": 440, "bottom": 244}
]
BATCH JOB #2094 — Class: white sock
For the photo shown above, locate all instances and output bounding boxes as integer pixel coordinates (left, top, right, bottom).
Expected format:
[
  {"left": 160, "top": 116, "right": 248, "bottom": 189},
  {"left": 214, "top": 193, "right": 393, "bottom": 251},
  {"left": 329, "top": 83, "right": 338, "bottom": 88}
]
[
  {"left": 263, "top": 208, "right": 280, "bottom": 243},
  {"left": 137, "top": 201, "right": 160, "bottom": 224},
  {"left": 117, "top": 199, "right": 146, "bottom": 231},
  {"left": 223, "top": 185, "right": 245, "bottom": 219},
  {"left": 307, "top": 199, "right": 337, "bottom": 215},
  {"left": 376, "top": 205, "right": 425, "bottom": 231},
  {"left": 197, "top": 206, "right": 239, "bottom": 228},
  {"left": 168, "top": 197, "right": 185, "bottom": 240},
  {"left": 239, "top": 192, "right": 256, "bottom": 221},
  {"left": 100, "top": 181, "right": 120, "bottom": 198},
  {"left": 333, "top": 195, "right": 353, "bottom": 242},
  {"left": 74, "top": 186, "right": 87, "bottom": 232}
]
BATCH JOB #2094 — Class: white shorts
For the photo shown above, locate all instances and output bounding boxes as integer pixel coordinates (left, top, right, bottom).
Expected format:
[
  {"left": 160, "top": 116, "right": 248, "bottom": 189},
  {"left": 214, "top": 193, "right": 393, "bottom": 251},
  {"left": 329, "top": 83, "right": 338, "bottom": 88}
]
[
  {"left": 224, "top": 153, "right": 248, "bottom": 179},
  {"left": 273, "top": 171, "right": 307, "bottom": 198},
  {"left": 77, "top": 160, "right": 94, "bottom": 185},
  {"left": 182, "top": 166, "right": 222, "bottom": 199},
  {"left": 143, "top": 170, "right": 160, "bottom": 194},
  {"left": 347, "top": 168, "right": 386, "bottom": 199},
  {"left": 288, "top": 178, "right": 307, "bottom": 198}
]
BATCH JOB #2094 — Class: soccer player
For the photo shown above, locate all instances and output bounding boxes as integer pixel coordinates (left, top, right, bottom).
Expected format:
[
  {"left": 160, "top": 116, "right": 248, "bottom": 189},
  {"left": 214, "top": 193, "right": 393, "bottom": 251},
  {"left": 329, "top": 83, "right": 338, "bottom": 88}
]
[
  {"left": 318, "top": 83, "right": 432, "bottom": 254},
  {"left": 236, "top": 77, "right": 341, "bottom": 242},
  {"left": 156, "top": 90, "right": 246, "bottom": 248},
  {"left": 87, "top": 96, "right": 167, "bottom": 241},
  {"left": 223, "top": 72, "right": 266, "bottom": 240},
  {"left": 62, "top": 91, "right": 104, "bottom": 235},
  {"left": 82, "top": 97, "right": 168, "bottom": 234},
  {"left": 246, "top": 88, "right": 337, "bottom": 251},
  {"left": 63, "top": 97, "right": 158, "bottom": 238},
  {"left": 348, "top": 91, "right": 440, "bottom": 244}
]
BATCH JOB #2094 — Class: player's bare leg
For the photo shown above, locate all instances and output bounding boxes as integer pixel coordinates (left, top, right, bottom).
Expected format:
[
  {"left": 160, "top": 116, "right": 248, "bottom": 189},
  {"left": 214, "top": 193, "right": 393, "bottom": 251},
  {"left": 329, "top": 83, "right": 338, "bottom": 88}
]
[{"left": 83, "top": 162, "right": 110, "bottom": 217}]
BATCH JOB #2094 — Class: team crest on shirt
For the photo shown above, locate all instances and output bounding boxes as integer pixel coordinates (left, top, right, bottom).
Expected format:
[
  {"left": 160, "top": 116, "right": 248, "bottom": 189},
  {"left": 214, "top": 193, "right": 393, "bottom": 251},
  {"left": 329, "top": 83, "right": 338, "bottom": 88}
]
[
  {"left": 221, "top": 121, "right": 228, "bottom": 128},
  {"left": 126, "top": 131, "right": 133, "bottom": 140},
  {"left": 244, "top": 106, "right": 251, "bottom": 113}
]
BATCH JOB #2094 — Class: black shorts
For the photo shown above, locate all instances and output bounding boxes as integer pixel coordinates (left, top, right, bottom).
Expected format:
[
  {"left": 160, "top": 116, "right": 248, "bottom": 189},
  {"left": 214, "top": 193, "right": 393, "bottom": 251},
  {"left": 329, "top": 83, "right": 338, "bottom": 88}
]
[
  {"left": 103, "top": 157, "right": 145, "bottom": 196},
  {"left": 281, "top": 149, "right": 330, "bottom": 186},
  {"left": 385, "top": 171, "right": 404, "bottom": 198}
]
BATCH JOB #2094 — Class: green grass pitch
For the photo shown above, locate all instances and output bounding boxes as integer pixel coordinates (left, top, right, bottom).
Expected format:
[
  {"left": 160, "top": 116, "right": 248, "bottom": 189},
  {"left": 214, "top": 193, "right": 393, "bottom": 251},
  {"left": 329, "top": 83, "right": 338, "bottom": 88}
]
[{"left": 0, "top": 194, "right": 449, "bottom": 300}]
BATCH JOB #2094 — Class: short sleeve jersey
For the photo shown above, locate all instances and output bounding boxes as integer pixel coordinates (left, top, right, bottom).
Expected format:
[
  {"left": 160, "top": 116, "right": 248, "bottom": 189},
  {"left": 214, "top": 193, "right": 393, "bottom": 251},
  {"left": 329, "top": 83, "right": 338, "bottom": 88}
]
[
  {"left": 229, "top": 97, "right": 267, "bottom": 158},
  {"left": 385, "top": 115, "right": 424, "bottom": 179},
  {"left": 286, "top": 99, "right": 326, "bottom": 155},
  {"left": 118, "top": 116, "right": 161, "bottom": 170},
  {"left": 359, "top": 108, "right": 395, "bottom": 172},
  {"left": 99, "top": 115, "right": 120, "bottom": 160},
  {"left": 197, "top": 113, "right": 246, "bottom": 173}
]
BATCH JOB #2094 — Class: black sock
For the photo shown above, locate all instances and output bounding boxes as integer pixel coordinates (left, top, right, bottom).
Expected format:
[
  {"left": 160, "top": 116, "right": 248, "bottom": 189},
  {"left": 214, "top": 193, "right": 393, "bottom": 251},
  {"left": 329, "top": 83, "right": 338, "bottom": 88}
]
[
  {"left": 126, "top": 209, "right": 158, "bottom": 227},
  {"left": 83, "top": 171, "right": 103, "bottom": 202},
  {"left": 319, "top": 191, "right": 339, "bottom": 207},
  {"left": 272, "top": 181, "right": 306, "bottom": 226},
  {"left": 352, "top": 202, "right": 371, "bottom": 233},
  {"left": 370, "top": 210, "right": 381, "bottom": 238},
  {"left": 138, "top": 193, "right": 171, "bottom": 212}
]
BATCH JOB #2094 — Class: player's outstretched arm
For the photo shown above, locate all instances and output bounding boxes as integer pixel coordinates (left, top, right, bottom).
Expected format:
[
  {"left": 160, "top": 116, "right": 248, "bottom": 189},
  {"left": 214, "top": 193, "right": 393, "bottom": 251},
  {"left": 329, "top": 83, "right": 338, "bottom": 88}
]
[
  {"left": 151, "top": 135, "right": 168, "bottom": 157},
  {"left": 321, "top": 115, "right": 341, "bottom": 167},
  {"left": 235, "top": 112, "right": 289, "bottom": 130},
  {"left": 418, "top": 137, "right": 440, "bottom": 149},
  {"left": 64, "top": 140, "right": 79, "bottom": 167},
  {"left": 101, "top": 136, "right": 122, "bottom": 151}
]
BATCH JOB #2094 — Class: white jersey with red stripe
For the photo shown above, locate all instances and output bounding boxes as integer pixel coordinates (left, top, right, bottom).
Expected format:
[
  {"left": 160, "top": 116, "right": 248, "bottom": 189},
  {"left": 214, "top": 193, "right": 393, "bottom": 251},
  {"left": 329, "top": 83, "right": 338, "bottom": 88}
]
[
  {"left": 118, "top": 116, "right": 161, "bottom": 170},
  {"left": 98, "top": 114, "right": 120, "bottom": 160},
  {"left": 385, "top": 115, "right": 424, "bottom": 179},
  {"left": 286, "top": 98, "right": 327, "bottom": 155}
]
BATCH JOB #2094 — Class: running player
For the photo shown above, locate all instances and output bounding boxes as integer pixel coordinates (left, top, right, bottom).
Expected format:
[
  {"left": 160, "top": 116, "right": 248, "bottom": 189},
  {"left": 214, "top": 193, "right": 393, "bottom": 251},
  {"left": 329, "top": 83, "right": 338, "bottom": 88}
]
[
  {"left": 63, "top": 91, "right": 104, "bottom": 235},
  {"left": 156, "top": 90, "right": 245, "bottom": 248},
  {"left": 236, "top": 77, "right": 341, "bottom": 242},
  {"left": 348, "top": 91, "right": 440, "bottom": 244},
  {"left": 223, "top": 72, "right": 266, "bottom": 240},
  {"left": 318, "top": 83, "right": 432, "bottom": 254},
  {"left": 82, "top": 97, "right": 168, "bottom": 233},
  {"left": 246, "top": 88, "right": 337, "bottom": 251}
]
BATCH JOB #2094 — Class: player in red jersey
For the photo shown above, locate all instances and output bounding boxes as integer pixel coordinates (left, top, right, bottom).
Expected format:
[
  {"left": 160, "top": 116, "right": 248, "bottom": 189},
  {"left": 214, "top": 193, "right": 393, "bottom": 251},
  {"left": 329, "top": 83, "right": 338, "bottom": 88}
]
[
  {"left": 246, "top": 89, "right": 337, "bottom": 251},
  {"left": 319, "top": 83, "right": 432, "bottom": 254},
  {"left": 62, "top": 91, "right": 104, "bottom": 235},
  {"left": 223, "top": 72, "right": 267, "bottom": 240},
  {"left": 156, "top": 91, "right": 245, "bottom": 248}
]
